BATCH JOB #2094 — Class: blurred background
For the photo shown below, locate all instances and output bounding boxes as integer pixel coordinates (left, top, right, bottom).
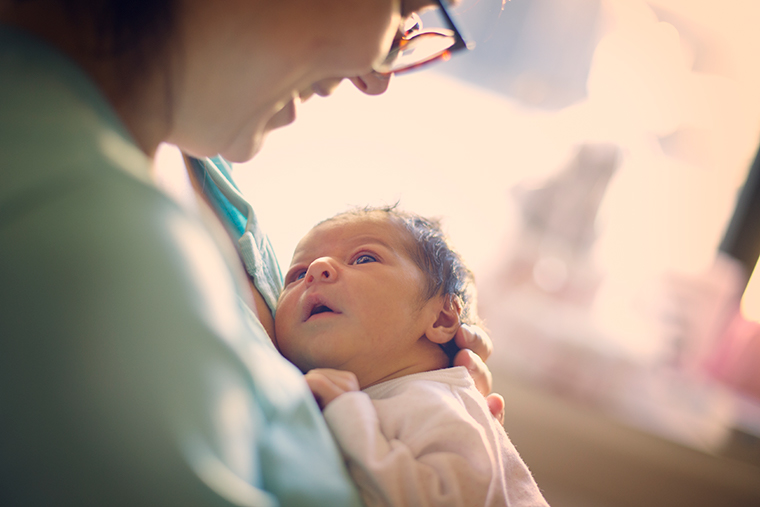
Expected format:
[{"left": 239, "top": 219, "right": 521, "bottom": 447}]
[{"left": 158, "top": 0, "right": 760, "bottom": 504}]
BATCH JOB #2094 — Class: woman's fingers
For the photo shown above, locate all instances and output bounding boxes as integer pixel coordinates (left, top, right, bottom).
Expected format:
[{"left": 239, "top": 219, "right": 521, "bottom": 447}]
[
  {"left": 453, "top": 350, "right": 505, "bottom": 422},
  {"left": 453, "top": 348, "right": 493, "bottom": 397},
  {"left": 486, "top": 393, "right": 505, "bottom": 425},
  {"left": 454, "top": 324, "right": 493, "bottom": 362}
]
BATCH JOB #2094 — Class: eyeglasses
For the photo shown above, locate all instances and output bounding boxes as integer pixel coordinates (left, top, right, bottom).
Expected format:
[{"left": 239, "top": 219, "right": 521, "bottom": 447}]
[{"left": 374, "top": 0, "right": 473, "bottom": 75}]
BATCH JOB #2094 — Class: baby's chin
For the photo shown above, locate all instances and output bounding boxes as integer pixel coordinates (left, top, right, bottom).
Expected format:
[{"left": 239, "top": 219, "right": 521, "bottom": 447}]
[{"left": 284, "top": 349, "right": 344, "bottom": 376}]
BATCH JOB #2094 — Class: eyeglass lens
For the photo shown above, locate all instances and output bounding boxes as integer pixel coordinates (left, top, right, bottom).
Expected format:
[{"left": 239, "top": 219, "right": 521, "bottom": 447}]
[{"left": 376, "top": 2, "right": 464, "bottom": 74}]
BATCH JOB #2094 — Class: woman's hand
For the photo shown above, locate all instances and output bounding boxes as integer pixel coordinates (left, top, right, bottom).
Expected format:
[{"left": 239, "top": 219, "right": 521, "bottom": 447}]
[
  {"left": 305, "top": 368, "right": 360, "bottom": 410},
  {"left": 452, "top": 324, "right": 505, "bottom": 425}
]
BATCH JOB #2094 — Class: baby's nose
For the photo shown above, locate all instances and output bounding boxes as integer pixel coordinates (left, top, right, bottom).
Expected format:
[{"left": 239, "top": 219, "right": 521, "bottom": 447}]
[{"left": 305, "top": 258, "right": 338, "bottom": 284}]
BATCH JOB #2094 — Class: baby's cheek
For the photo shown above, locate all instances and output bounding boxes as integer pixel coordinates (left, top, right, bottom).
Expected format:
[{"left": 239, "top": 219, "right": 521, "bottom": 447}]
[{"left": 272, "top": 304, "right": 291, "bottom": 351}]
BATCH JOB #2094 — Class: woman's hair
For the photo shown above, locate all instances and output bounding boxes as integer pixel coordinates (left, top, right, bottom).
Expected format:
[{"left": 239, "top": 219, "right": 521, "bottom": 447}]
[
  {"left": 9, "top": 0, "right": 176, "bottom": 60},
  {"left": 322, "top": 204, "right": 481, "bottom": 327}
]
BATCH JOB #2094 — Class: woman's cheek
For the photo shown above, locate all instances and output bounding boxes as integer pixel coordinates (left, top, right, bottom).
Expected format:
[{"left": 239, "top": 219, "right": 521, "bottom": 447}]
[
  {"left": 370, "top": 7, "right": 401, "bottom": 68},
  {"left": 331, "top": 0, "right": 400, "bottom": 75}
]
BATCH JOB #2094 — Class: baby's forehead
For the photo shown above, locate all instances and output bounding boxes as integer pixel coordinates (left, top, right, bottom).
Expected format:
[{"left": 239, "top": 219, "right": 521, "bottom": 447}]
[
  {"left": 326, "top": 211, "right": 400, "bottom": 229},
  {"left": 295, "top": 213, "right": 415, "bottom": 257}
]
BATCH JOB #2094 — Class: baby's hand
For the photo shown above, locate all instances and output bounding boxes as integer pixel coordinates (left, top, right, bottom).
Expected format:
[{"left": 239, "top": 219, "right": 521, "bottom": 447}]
[{"left": 305, "top": 368, "right": 360, "bottom": 410}]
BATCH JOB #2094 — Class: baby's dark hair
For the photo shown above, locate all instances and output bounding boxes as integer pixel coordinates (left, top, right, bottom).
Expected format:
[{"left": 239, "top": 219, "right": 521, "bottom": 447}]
[{"left": 321, "top": 204, "right": 480, "bottom": 327}]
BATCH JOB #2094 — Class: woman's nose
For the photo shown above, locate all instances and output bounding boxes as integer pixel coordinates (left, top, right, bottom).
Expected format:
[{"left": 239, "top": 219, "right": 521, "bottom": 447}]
[
  {"left": 304, "top": 257, "right": 338, "bottom": 285},
  {"left": 350, "top": 72, "right": 392, "bottom": 96}
]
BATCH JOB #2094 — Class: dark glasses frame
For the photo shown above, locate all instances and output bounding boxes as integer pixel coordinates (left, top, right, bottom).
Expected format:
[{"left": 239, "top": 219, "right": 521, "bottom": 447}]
[{"left": 375, "top": 0, "right": 473, "bottom": 75}]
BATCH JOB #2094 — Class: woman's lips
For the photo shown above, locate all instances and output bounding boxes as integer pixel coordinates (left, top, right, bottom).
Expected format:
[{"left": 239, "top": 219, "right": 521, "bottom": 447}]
[{"left": 264, "top": 96, "right": 299, "bottom": 135}]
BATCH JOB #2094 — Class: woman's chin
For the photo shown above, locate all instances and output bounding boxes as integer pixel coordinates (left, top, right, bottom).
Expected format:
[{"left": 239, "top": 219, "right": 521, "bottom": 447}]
[
  {"left": 221, "top": 104, "right": 298, "bottom": 163},
  {"left": 220, "top": 132, "right": 267, "bottom": 163}
]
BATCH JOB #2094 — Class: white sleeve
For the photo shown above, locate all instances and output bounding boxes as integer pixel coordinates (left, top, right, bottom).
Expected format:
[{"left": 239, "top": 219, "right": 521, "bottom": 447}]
[{"left": 322, "top": 388, "right": 497, "bottom": 507}]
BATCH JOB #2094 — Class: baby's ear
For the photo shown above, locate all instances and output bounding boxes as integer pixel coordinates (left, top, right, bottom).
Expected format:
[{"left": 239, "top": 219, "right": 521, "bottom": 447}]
[{"left": 426, "top": 295, "right": 462, "bottom": 345}]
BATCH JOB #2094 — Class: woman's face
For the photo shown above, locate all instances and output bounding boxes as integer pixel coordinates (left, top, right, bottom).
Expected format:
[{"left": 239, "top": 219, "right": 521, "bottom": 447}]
[
  {"left": 303, "top": 0, "right": 442, "bottom": 99},
  {"left": 167, "top": 0, "right": 403, "bottom": 162}
]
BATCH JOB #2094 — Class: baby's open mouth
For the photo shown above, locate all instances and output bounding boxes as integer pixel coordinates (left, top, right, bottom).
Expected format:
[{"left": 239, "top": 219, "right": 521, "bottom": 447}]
[
  {"left": 310, "top": 304, "right": 334, "bottom": 317},
  {"left": 304, "top": 299, "right": 341, "bottom": 321},
  {"left": 302, "top": 295, "right": 341, "bottom": 322}
]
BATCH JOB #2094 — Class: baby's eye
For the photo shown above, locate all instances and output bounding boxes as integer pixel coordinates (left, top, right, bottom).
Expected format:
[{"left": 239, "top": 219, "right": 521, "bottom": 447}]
[
  {"left": 353, "top": 254, "right": 377, "bottom": 265},
  {"left": 285, "top": 269, "right": 306, "bottom": 286}
]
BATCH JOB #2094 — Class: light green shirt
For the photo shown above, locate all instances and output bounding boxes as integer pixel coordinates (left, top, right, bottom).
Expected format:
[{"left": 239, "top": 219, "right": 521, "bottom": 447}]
[{"left": 0, "top": 24, "right": 362, "bottom": 507}]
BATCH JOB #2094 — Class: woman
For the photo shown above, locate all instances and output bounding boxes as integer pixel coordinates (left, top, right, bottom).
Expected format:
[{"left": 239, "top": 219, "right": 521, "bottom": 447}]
[{"left": 0, "top": 1, "right": 498, "bottom": 505}]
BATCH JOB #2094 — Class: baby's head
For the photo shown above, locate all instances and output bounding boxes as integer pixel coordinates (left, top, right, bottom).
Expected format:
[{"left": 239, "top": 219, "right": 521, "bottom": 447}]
[
  {"left": 330, "top": 205, "right": 478, "bottom": 323},
  {"left": 275, "top": 205, "right": 479, "bottom": 388}
]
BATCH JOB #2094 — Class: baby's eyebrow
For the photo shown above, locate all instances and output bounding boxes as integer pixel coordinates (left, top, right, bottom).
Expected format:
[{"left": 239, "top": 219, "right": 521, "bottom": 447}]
[{"left": 348, "top": 235, "right": 394, "bottom": 251}]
